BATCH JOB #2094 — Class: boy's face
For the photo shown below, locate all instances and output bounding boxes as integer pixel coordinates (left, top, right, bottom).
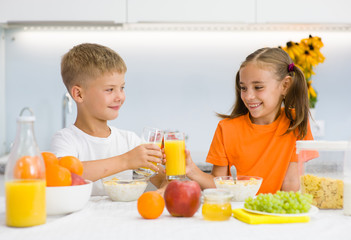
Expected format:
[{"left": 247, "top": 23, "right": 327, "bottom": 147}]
[{"left": 81, "top": 71, "right": 126, "bottom": 121}]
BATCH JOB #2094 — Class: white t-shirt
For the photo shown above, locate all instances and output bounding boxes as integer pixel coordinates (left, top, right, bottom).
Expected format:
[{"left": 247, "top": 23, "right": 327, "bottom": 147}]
[{"left": 50, "top": 125, "right": 141, "bottom": 195}]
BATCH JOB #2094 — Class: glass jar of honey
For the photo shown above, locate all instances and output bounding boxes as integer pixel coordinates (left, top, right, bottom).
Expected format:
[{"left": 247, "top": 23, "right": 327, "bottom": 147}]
[{"left": 202, "top": 188, "right": 232, "bottom": 221}]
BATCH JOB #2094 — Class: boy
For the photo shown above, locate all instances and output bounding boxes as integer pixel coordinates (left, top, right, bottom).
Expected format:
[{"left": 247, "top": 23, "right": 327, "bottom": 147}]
[{"left": 51, "top": 43, "right": 165, "bottom": 195}]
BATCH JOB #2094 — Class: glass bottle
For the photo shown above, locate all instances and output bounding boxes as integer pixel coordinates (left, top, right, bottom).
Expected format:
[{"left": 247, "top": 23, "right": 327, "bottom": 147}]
[
  {"left": 5, "top": 107, "right": 46, "bottom": 227},
  {"left": 202, "top": 188, "right": 232, "bottom": 221}
]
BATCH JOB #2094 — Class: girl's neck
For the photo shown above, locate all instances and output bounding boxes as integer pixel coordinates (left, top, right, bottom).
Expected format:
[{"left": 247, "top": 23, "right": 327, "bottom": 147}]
[{"left": 249, "top": 108, "right": 282, "bottom": 125}]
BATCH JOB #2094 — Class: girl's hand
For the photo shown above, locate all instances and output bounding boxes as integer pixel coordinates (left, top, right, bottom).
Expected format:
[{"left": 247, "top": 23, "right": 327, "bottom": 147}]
[
  {"left": 125, "top": 144, "right": 162, "bottom": 172},
  {"left": 161, "top": 147, "right": 166, "bottom": 165},
  {"left": 185, "top": 148, "right": 197, "bottom": 179}
]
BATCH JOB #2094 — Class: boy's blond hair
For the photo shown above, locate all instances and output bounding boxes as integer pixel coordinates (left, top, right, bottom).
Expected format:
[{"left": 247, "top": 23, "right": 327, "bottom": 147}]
[{"left": 61, "top": 43, "right": 127, "bottom": 91}]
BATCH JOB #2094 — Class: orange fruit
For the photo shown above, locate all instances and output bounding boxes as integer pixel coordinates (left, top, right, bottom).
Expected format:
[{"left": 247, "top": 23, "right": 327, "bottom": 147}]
[
  {"left": 14, "top": 156, "right": 41, "bottom": 179},
  {"left": 41, "top": 152, "right": 59, "bottom": 167},
  {"left": 46, "top": 164, "right": 72, "bottom": 187},
  {"left": 58, "top": 156, "right": 84, "bottom": 176},
  {"left": 137, "top": 191, "right": 165, "bottom": 219}
]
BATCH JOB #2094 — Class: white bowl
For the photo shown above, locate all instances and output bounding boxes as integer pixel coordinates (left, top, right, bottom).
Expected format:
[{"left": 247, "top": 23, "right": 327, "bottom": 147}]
[
  {"left": 46, "top": 180, "right": 92, "bottom": 215},
  {"left": 214, "top": 176, "right": 263, "bottom": 202},
  {"left": 103, "top": 177, "right": 148, "bottom": 201}
]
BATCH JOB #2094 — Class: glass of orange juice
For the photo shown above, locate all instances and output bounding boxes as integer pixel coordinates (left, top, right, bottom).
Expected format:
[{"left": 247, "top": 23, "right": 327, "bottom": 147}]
[
  {"left": 135, "top": 127, "right": 164, "bottom": 177},
  {"left": 164, "top": 132, "right": 186, "bottom": 180}
]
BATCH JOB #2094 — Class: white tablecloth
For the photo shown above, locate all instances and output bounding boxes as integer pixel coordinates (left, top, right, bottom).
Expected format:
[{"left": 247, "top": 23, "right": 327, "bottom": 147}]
[{"left": 0, "top": 196, "right": 350, "bottom": 240}]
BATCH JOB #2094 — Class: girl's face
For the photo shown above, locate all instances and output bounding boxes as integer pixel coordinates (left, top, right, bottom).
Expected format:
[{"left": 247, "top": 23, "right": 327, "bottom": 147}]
[
  {"left": 239, "top": 63, "right": 285, "bottom": 125},
  {"left": 82, "top": 71, "right": 126, "bottom": 121}
]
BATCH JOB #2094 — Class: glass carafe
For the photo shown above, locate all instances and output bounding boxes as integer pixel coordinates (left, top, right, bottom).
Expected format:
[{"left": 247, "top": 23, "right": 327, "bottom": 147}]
[{"left": 5, "top": 107, "right": 46, "bottom": 227}]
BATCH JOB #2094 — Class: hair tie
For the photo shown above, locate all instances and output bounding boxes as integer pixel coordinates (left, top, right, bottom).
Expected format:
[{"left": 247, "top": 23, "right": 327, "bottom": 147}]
[{"left": 288, "top": 63, "right": 294, "bottom": 72}]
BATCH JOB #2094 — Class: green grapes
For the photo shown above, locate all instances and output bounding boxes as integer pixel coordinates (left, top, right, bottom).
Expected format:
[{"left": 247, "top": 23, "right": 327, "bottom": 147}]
[{"left": 244, "top": 191, "right": 313, "bottom": 214}]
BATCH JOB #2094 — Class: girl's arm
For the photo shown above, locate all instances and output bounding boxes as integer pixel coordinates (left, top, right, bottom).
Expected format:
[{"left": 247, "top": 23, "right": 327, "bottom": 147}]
[
  {"left": 185, "top": 149, "right": 228, "bottom": 189},
  {"left": 281, "top": 162, "right": 300, "bottom": 191}
]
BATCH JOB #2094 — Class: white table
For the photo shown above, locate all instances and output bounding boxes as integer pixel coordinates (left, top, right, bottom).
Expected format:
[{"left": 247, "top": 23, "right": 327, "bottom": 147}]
[{"left": 0, "top": 196, "right": 350, "bottom": 240}]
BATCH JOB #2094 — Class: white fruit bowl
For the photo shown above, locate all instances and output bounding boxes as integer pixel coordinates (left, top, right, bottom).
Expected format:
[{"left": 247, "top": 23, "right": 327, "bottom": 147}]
[{"left": 46, "top": 180, "right": 92, "bottom": 215}]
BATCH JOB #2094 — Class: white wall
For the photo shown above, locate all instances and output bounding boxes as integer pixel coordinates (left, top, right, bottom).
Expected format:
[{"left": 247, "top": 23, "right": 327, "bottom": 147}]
[
  {"left": 0, "top": 27, "right": 5, "bottom": 156},
  {"left": 3, "top": 29, "right": 351, "bottom": 163}
]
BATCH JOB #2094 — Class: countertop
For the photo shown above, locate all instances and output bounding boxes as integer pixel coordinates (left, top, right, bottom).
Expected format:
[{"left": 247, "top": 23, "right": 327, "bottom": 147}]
[{"left": 0, "top": 195, "right": 350, "bottom": 240}]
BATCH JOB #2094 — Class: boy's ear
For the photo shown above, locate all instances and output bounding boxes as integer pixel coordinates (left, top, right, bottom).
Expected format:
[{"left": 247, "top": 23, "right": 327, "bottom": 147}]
[
  {"left": 71, "top": 86, "right": 83, "bottom": 103},
  {"left": 281, "top": 76, "right": 292, "bottom": 95}
]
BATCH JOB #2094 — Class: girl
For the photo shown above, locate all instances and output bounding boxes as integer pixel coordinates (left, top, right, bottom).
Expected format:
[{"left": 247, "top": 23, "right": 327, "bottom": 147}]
[{"left": 186, "top": 47, "right": 314, "bottom": 194}]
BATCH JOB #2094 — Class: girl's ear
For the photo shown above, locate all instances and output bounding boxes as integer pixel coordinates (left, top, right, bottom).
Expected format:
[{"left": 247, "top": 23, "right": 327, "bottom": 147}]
[
  {"left": 71, "top": 86, "right": 83, "bottom": 103},
  {"left": 281, "top": 76, "right": 292, "bottom": 95}
]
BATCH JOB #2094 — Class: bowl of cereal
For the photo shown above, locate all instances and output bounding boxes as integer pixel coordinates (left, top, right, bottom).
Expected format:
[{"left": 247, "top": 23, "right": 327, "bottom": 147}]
[
  {"left": 103, "top": 176, "right": 148, "bottom": 201},
  {"left": 214, "top": 176, "right": 263, "bottom": 202}
]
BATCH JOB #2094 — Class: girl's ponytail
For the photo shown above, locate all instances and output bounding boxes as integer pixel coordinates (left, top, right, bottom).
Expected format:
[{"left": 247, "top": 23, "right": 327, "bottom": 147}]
[{"left": 284, "top": 63, "right": 309, "bottom": 139}]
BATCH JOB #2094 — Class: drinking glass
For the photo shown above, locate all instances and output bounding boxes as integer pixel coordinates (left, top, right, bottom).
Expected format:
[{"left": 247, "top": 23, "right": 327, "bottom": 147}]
[
  {"left": 134, "top": 127, "right": 164, "bottom": 177},
  {"left": 164, "top": 132, "right": 186, "bottom": 180}
]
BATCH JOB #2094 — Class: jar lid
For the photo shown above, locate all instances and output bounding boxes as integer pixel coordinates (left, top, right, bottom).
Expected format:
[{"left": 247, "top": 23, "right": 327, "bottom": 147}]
[
  {"left": 296, "top": 140, "right": 349, "bottom": 152},
  {"left": 203, "top": 188, "right": 232, "bottom": 201}
]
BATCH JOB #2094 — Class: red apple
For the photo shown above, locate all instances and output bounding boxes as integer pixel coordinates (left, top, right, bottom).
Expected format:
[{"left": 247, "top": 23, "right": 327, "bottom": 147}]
[
  {"left": 164, "top": 180, "right": 201, "bottom": 217},
  {"left": 71, "top": 172, "right": 86, "bottom": 185}
]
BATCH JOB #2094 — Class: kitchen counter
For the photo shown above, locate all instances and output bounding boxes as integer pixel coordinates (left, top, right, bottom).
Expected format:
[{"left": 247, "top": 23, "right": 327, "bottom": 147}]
[{"left": 0, "top": 196, "right": 350, "bottom": 240}]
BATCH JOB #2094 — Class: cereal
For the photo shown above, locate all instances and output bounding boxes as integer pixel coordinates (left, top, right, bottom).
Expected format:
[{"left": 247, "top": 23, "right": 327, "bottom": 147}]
[
  {"left": 103, "top": 179, "right": 147, "bottom": 202},
  {"left": 300, "top": 174, "right": 343, "bottom": 209},
  {"left": 214, "top": 177, "right": 262, "bottom": 202}
]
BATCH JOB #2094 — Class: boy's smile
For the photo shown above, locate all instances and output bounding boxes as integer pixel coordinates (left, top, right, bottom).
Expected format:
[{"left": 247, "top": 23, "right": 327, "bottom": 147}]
[{"left": 239, "top": 63, "right": 285, "bottom": 125}]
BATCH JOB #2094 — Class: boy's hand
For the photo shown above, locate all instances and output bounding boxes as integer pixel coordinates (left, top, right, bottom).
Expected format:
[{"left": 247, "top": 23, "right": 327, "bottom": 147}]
[{"left": 126, "top": 144, "right": 163, "bottom": 172}]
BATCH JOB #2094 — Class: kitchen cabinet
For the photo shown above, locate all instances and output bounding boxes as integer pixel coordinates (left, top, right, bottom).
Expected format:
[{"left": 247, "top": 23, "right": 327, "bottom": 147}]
[
  {"left": 1, "top": 0, "right": 350, "bottom": 25},
  {"left": 0, "top": 0, "right": 127, "bottom": 24},
  {"left": 257, "top": 0, "right": 351, "bottom": 24},
  {"left": 127, "top": 0, "right": 256, "bottom": 23}
]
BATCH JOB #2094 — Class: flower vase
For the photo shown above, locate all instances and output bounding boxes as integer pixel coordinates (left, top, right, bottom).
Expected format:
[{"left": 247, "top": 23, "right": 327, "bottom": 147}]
[{"left": 309, "top": 108, "right": 316, "bottom": 122}]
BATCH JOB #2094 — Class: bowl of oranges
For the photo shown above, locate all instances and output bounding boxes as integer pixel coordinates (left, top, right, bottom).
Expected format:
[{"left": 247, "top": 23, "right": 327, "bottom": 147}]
[{"left": 42, "top": 152, "right": 92, "bottom": 215}]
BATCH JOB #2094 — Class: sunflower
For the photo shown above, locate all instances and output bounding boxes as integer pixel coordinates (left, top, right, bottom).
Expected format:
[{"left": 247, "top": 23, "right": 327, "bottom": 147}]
[
  {"left": 281, "top": 35, "right": 324, "bottom": 108},
  {"left": 282, "top": 41, "right": 304, "bottom": 62}
]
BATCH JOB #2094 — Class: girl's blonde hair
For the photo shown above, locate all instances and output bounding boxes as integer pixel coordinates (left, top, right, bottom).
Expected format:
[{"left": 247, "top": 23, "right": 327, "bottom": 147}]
[
  {"left": 218, "top": 47, "right": 309, "bottom": 139},
  {"left": 61, "top": 43, "right": 127, "bottom": 91}
]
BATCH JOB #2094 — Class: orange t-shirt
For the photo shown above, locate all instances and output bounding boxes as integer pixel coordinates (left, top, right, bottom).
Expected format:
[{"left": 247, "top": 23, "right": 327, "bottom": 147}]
[{"left": 206, "top": 111, "right": 314, "bottom": 194}]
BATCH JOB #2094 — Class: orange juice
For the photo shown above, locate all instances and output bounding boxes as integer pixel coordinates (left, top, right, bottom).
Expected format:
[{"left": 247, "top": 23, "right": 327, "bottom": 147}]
[
  {"left": 6, "top": 179, "right": 46, "bottom": 227},
  {"left": 164, "top": 140, "right": 186, "bottom": 179}
]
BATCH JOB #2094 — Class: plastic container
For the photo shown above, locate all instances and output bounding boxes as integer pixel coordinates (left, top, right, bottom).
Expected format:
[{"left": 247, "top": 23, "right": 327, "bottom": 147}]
[
  {"left": 202, "top": 188, "right": 232, "bottom": 221},
  {"left": 297, "top": 140, "right": 348, "bottom": 209},
  {"left": 5, "top": 108, "right": 46, "bottom": 227},
  {"left": 344, "top": 140, "right": 351, "bottom": 215}
]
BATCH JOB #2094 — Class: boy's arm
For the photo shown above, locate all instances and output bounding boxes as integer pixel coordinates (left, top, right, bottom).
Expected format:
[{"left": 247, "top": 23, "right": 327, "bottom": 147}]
[{"left": 82, "top": 144, "right": 163, "bottom": 182}]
